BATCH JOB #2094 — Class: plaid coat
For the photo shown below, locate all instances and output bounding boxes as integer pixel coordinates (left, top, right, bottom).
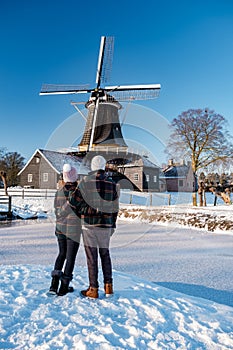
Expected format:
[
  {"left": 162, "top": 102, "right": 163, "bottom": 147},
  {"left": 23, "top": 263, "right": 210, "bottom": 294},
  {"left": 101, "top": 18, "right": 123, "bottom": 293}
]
[
  {"left": 54, "top": 182, "right": 82, "bottom": 241},
  {"left": 77, "top": 170, "right": 119, "bottom": 228}
]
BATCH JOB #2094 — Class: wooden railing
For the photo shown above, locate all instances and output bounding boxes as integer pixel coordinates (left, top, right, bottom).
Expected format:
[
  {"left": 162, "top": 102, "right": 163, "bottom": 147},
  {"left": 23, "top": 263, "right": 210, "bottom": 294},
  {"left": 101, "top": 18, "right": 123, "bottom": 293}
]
[
  {"left": 0, "top": 196, "right": 12, "bottom": 217},
  {"left": 0, "top": 188, "right": 171, "bottom": 206},
  {"left": 0, "top": 189, "right": 57, "bottom": 199}
]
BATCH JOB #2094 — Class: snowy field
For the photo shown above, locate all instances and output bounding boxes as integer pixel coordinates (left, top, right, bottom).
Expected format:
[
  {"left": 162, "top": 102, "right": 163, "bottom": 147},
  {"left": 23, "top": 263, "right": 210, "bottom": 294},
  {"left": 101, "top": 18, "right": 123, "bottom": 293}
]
[{"left": 1, "top": 214, "right": 233, "bottom": 349}]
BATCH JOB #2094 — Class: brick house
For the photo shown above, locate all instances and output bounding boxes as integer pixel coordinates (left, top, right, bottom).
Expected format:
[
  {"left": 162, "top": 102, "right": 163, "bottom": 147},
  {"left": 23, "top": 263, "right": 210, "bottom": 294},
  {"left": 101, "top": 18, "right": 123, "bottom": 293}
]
[{"left": 161, "top": 159, "right": 197, "bottom": 192}]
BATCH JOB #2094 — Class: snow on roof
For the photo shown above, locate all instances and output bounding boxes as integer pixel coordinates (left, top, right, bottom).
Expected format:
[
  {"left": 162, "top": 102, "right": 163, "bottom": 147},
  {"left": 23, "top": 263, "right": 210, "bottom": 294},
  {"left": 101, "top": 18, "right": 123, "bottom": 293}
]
[
  {"left": 162, "top": 164, "right": 190, "bottom": 178},
  {"left": 39, "top": 149, "right": 82, "bottom": 173},
  {"left": 18, "top": 149, "right": 87, "bottom": 176},
  {"left": 120, "top": 156, "right": 160, "bottom": 169}
]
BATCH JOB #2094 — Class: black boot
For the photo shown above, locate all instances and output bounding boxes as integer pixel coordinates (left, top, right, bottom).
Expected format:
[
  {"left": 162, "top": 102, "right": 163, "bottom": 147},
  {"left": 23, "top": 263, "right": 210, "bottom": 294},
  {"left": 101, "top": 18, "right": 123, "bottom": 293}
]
[
  {"left": 57, "top": 275, "right": 74, "bottom": 296},
  {"left": 49, "top": 270, "right": 62, "bottom": 294}
]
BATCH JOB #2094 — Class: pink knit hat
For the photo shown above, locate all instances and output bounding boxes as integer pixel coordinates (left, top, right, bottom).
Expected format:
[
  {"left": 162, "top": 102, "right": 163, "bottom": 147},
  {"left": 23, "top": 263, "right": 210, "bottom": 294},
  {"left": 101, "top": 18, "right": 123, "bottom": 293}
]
[{"left": 63, "top": 164, "right": 77, "bottom": 183}]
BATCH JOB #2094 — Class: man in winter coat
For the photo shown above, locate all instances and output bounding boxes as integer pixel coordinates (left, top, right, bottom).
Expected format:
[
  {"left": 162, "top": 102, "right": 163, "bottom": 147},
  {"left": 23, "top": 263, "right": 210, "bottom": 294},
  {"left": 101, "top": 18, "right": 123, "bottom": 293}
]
[
  {"left": 49, "top": 163, "right": 82, "bottom": 296},
  {"left": 79, "top": 155, "right": 119, "bottom": 299}
]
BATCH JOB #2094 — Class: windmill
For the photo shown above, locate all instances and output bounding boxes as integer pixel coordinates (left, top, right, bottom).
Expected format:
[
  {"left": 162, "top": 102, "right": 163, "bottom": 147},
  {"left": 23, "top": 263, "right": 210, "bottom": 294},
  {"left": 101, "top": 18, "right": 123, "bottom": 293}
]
[{"left": 40, "top": 36, "right": 161, "bottom": 157}]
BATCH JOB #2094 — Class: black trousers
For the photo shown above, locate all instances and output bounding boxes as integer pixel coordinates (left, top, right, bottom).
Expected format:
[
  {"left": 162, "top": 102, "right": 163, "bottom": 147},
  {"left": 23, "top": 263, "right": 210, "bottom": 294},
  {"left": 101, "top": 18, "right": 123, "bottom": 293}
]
[
  {"left": 54, "top": 233, "right": 80, "bottom": 279},
  {"left": 82, "top": 226, "right": 112, "bottom": 288}
]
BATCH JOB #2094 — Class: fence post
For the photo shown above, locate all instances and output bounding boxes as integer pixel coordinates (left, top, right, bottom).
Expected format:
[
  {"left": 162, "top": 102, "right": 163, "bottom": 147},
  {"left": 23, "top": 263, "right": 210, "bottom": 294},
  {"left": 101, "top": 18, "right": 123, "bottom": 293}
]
[
  {"left": 129, "top": 194, "right": 132, "bottom": 204},
  {"left": 168, "top": 194, "right": 171, "bottom": 206},
  {"left": 22, "top": 189, "right": 24, "bottom": 199},
  {"left": 8, "top": 195, "right": 12, "bottom": 217},
  {"left": 150, "top": 194, "right": 153, "bottom": 206}
]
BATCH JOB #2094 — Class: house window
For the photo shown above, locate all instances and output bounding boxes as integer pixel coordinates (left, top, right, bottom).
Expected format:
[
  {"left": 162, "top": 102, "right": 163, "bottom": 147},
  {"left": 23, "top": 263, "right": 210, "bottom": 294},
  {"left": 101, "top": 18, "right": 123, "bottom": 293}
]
[
  {"left": 43, "top": 173, "right": 48, "bottom": 182},
  {"left": 35, "top": 157, "right": 40, "bottom": 164},
  {"left": 146, "top": 174, "right": 150, "bottom": 182},
  {"left": 179, "top": 179, "right": 183, "bottom": 187},
  {"left": 28, "top": 174, "right": 33, "bottom": 183},
  {"left": 134, "top": 173, "right": 139, "bottom": 181},
  {"left": 153, "top": 175, "right": 157, "bottom": 183}
]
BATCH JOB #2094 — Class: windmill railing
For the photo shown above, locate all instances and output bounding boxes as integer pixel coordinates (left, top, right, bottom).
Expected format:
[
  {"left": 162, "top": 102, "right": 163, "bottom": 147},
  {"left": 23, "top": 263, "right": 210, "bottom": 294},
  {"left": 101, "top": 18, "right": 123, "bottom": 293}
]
[
  {"left": 90, "top": 146, "right": 150, "bottom": 158},
  {"left": 91, "top": 146, "right": 128, "bottom": 154}
]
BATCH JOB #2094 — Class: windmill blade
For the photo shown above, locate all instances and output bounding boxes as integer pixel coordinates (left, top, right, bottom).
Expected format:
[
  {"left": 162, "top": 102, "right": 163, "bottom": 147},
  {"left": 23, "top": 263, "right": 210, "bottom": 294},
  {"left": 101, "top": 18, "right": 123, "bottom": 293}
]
[
  {"left": 105, "top": 84, "right": 161, "bottom": 101},
  {"left": 40, "top": 84, "right": 92, "bottom": 95},
  {"left": 96, "top": 36, "right": 114, "bottom": 88}
]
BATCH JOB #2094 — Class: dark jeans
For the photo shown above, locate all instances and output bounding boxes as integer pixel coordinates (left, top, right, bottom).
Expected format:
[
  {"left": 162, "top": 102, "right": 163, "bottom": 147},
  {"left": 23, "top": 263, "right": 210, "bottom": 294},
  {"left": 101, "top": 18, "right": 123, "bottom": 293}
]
[
  {"left": 82, "top": 227, "right": 112, "bottom": 288},
  {"left": 54, "top": 233, "right": 80, "bottom": 279}
]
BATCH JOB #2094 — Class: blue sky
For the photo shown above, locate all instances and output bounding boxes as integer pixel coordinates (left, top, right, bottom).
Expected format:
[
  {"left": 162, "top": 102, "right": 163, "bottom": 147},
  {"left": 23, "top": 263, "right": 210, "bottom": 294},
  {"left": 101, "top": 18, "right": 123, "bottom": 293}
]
[{"left": 1, "top": 0, "right": 233, "bottom": 164}]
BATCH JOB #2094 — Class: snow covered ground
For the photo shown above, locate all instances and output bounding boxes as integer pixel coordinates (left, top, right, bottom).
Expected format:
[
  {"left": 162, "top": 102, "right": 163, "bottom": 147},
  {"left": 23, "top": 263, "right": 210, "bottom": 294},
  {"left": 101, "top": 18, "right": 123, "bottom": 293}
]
[
  {"left": 1, "top": 264, "right": 233, "bottom": 350},
  {"left": 1, "top": 216, "right": 233, "bottom": 349}
]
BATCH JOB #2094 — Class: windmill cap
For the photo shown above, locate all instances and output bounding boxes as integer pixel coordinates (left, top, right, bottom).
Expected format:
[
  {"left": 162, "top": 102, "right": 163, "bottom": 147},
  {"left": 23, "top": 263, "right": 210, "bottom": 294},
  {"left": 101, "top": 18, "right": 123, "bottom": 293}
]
[
  {"left": 91, "top": 155, "right": 106, "bottom": 171},
  {"left": 63, "top": 163, "right": 77, "bottom": 183}
]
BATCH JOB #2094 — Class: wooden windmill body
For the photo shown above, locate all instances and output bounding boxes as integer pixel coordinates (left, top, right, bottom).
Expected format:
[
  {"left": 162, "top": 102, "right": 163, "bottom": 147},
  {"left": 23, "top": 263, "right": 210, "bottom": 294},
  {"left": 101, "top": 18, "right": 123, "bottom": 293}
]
[{"left": 79, "top": 94, "right": 127, "bottom": 152}]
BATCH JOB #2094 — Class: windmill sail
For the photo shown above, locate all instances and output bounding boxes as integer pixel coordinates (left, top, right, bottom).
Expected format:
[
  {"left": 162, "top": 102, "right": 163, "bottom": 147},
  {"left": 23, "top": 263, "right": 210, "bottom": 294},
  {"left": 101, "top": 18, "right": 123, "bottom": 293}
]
[
  {"left": 96, "top": 36, "right": 114, "bottom": 86},
  {"left": 40, "top": 84, "right": 91, "bottom": 95},
  {"left": 105, "top": 84, "right": 161, "bottom": 101}
]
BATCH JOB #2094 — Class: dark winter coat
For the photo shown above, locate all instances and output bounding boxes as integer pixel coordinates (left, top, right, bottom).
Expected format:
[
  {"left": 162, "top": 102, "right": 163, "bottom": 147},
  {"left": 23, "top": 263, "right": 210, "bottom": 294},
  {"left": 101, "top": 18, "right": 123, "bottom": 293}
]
[
  {"left": 54, "top": 182, "right": 82, "bottom": 241},
  {"left": 77, "top": 170, "right": 119, "bottom": 228}
]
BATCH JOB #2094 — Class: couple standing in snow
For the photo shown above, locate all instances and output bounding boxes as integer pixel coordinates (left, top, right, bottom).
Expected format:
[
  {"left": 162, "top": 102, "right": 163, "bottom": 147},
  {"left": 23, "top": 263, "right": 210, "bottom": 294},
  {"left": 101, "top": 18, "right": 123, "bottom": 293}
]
[{"left": 49, "top": 155, "right": 119, "bottom": 299}]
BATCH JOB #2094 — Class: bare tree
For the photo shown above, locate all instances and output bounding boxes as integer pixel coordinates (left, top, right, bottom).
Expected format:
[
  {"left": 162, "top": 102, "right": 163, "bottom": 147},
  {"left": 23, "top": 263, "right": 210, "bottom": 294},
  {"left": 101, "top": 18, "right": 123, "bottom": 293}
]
[
  {"left": 0, "top": 171, "right": 8, "bottom": 195},
  {"left": 166, "top": 108, "right": 233, "bottom": 205},
  {"left": 0, "top": 150, "right": 25, "bottom": 188}
]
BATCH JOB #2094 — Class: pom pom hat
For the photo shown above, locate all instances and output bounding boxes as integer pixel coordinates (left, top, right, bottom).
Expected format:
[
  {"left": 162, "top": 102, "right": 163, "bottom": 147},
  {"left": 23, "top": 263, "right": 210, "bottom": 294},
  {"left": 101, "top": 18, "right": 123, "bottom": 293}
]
[
  {"left": 91, "top": 155, "right": 106, "bottom": 171},
  {"left": 63, "top": 164, "right": 77, "bottom": 183}
]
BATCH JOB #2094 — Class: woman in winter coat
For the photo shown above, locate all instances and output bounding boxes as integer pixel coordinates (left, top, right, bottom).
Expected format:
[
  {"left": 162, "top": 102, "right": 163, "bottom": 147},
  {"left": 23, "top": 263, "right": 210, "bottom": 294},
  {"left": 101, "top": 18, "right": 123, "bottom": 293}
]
[{"left": 49, "top": 163, "right": 82, "bottom": 296}]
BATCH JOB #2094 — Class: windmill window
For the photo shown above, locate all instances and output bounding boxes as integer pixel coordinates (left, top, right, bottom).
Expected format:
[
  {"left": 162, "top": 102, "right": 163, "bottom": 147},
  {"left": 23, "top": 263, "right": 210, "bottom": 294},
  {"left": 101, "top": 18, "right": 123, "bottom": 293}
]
[
  {"left": 43, "top": 173, "right": 48, "bottom": 182},
  {"left": 28, "top": 174, "right": 33, "bottom": 183},
  {"left": 154, "top": 175, "right": 157, "bottom": 183},
  {"left": 134, "top": 173, "right": 139, "bottom": 181},
  {"left": 146, "top": 175, "right": 150, "bottom": 182}
]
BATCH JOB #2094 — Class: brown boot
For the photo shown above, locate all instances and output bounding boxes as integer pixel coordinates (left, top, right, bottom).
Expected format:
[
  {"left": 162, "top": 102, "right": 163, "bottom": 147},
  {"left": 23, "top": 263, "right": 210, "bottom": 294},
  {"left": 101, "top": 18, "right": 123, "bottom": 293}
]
[
  {"left": 81, "top": 287, "right": 99, "bottom": 299},
  {"left": 104, "top": 283, "right": 113, "bottom": 297}
]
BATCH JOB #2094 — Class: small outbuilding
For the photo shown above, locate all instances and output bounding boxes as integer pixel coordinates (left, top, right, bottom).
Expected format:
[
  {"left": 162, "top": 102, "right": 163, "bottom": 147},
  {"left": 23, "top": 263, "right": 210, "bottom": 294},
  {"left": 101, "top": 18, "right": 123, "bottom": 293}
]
[
  {"left": 161, "top": 159, "right": 196, "bottom": 192},
  {"left": 18, "top": 149, "right": 83, "bottom": 189}
]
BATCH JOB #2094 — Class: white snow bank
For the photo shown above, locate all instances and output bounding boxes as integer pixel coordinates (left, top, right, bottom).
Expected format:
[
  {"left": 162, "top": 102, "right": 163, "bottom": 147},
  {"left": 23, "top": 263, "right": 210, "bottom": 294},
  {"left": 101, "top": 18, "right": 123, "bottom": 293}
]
[
  {"left": 119, "top": 204, "right": 233, "bottom": 233},
  {"left": 1, "top": 264, "right": 233, "bottom": 350}
]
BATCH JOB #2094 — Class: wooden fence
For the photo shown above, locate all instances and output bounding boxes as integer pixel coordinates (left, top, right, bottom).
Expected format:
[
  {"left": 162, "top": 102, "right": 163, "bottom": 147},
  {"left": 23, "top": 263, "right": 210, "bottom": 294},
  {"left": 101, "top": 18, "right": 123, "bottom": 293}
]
[
  {"left": 0, "top": 196, "right": 12, "bottom": 217},
  {"left": 0, "top": 188, "right": 57, "bottom": 199},
  {"left": 0, "top": 188, "right": 171, "bottom": 206}
]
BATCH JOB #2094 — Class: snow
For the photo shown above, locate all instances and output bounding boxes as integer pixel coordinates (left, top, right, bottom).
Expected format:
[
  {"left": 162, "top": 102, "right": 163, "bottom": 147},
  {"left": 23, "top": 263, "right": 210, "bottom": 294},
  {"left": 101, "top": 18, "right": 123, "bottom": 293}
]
[
  {"left": 1, "top": 195, "right": 233, "bottom": 349},
  {"left": 1, "top": 264, "right": 233, "bottom": 350}
]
